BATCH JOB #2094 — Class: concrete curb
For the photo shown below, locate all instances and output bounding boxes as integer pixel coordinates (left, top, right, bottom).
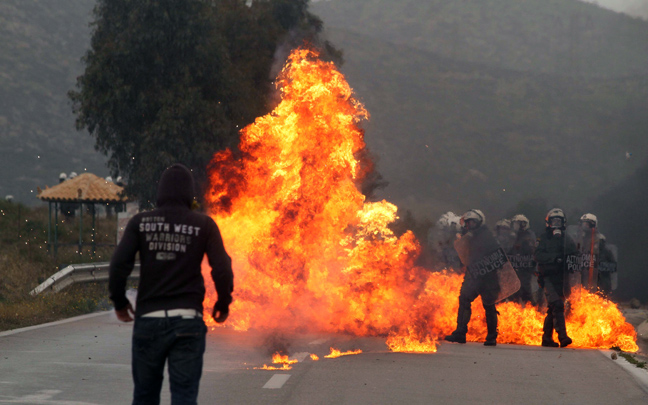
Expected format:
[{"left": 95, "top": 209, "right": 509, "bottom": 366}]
[{"left": 600, "top": 349, "right": 648, "bottom": 395}]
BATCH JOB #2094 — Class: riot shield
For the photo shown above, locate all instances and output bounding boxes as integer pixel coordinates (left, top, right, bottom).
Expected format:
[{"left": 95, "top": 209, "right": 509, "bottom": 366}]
[
  {"left": 564, "top": 252, "right": 582, "bottom": 298},
  {"left": 598, "top": 243, "right": 618, "bottom": 296},
  {"left": 455, "top": 233, "right": 520, "bottom": 305},
  {"left": 508, "top": 229, "right": 537, "bottom": 304},
  {"left": 566, "top": 225, "right": 601, "bottom": 293},
  {"left": 453, "top": 232, "right": 472, "bottom": 267},
  {"left": 563, "top": 226, "right": 582, "bottom": 297},
  {"left": 428, "top": 225, "right": 461, "bottom": 272}
]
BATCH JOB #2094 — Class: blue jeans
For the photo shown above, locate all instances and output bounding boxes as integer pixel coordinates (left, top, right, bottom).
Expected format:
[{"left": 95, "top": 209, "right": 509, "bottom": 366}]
[{"left": 132, "top": 316, "right": 207, "bottom": 405}]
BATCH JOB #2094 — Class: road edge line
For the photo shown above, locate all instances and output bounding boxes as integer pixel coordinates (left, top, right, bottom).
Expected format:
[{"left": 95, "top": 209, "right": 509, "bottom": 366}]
[
  {"left": 599, "top": 349, "right": 648, "bottom": 395},
  {"left": 0, "top": 311, "right": 112, "bottom": 338}
]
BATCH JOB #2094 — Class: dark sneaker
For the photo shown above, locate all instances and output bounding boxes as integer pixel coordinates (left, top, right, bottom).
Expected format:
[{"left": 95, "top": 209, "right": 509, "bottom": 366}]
[
  {"left": 559, "top": 337, "right": 573, "bottom": 348},
  {"left": 484, "top": 340, "right": 497, "bottom": 347},
  {"left": 444, "top": 334, "right": 466, "bottom": 344},
  {"left": 541, "top": 339, "right": 559, "bottom": 348}
]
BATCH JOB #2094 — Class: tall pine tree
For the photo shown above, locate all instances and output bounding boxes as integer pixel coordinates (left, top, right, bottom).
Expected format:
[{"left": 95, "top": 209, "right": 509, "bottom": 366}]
[{"left": 70, "top": 0, "right": 340, "bottom": 207}]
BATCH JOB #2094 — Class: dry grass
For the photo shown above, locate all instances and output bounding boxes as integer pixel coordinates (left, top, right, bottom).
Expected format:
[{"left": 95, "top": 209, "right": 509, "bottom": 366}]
[{"left": 0, "top": 201, "right": 118, "bottom": 332}]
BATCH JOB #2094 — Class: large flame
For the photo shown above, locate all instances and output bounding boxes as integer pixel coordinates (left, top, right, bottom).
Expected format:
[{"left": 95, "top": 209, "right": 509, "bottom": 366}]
[{"left": 203, "top": 47, "right": 637, "bottom": 353}]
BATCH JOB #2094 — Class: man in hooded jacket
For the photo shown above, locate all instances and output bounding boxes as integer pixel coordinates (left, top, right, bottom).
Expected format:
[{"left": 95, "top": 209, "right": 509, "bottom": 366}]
[{"left": 109, "top": 164, "right": 234, "bottom": 405}]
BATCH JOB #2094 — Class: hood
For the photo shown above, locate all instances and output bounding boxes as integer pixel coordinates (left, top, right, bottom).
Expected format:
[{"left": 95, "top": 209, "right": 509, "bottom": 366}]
[{"left": 156, "top": 164, "right": 195, "bottom": 208}]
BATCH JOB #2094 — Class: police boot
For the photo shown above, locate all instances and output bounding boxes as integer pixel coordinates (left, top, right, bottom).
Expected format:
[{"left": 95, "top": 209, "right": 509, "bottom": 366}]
[
  {"left": 552, "top": 301, "right": 572, "bottom": 348},
  {"left": 541, "top": 308, "right": 559, "bottom": 347},
  {"left": 484, "top": 305, "right": 498, "bottom": 346},
  {"left": 445, "top": 305, "right": 470, "bottom": 344}
]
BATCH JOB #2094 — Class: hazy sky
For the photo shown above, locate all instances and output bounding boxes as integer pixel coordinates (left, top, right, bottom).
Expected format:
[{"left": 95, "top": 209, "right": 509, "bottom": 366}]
[{"left": 580, "top": 0, "right": 648, "bottom": 18}]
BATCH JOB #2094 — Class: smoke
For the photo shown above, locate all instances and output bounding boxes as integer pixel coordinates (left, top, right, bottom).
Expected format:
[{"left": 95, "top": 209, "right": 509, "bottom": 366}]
[
  {"left": 261, "top": 332, "right": 292, "bottom": 356},
  {"left": 593, "top": 158, "right": 648, "bottom": 303},
  {"left": 580, "top": 0, "right": 648, "bottom": 19}
]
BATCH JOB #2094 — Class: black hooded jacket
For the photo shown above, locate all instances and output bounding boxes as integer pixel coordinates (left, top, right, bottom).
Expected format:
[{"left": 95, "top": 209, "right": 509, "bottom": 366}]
[{"left": 109, "top": 164, "right": 233, "bottom": 316}]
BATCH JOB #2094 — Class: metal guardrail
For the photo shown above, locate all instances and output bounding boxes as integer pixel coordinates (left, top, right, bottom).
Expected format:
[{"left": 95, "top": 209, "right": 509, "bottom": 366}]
[{"left": 30, "top": 262, "right": 140, "bottom": 296}]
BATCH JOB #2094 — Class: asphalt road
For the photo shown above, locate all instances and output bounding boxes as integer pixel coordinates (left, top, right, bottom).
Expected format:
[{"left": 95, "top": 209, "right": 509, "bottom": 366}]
[{"left": 1, "top": 311, "right": 647, "bottom": 404}]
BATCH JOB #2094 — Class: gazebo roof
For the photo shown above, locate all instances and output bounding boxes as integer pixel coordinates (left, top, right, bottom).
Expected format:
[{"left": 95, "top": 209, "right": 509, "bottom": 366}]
[{"left": 37, "top": 173, "right": 127, "bottom": 203}]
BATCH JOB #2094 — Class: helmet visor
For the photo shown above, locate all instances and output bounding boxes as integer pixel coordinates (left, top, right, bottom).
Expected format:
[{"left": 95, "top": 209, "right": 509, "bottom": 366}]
[
  {"left": 463, "top": 218, "right": 479, "bottom": 230},
  {"left": 549, "top": 217, "right": 563, "bottom": 228},
  {"left": 581, "top": 220, "right": 595, "bottom": 230}
]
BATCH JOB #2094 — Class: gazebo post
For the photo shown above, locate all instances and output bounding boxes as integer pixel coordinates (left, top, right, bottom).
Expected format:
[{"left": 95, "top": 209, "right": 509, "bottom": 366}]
[
  {"left": 54, "top": 202, "right": 59, "bottom": 257},
  {"left": 47, "top": 202, "right": 52, "bottom": 254},
  {"left": 78, "top": 200, "right": 83, "bottom": 256},
  {"left": 91, "top": 204, "right": 96, "bottom": 258}
]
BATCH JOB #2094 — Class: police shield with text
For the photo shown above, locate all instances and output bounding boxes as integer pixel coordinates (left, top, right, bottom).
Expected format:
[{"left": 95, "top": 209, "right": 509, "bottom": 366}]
[
  {"left": 535, "top": 208, "right": 578, "bottom": 348},
  {"left": 445, "top": 210, "right": 520, "bottom": 346},
  {"left": 597, "top": 234, "right": 618, "bottom": 298},
  {"left": 508, "top": 214, "right": 537, "bottom": 305},
  {"left": 575, "top": 213, "right": 604, "bottom": 292}
]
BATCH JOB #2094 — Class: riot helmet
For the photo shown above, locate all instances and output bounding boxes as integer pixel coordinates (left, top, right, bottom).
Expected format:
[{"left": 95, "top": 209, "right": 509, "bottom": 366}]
[
  {"left": 545, "top": 208, "right": 566, "bottom": 235},
  {"left": 580, "top": 213, "right": 597, "bottom": 231},
  {"left": 460, "top": 209, "right": 485, "bottom": 231},
  {"left": 511, "top": 214, "right": 530, "bottom": 232},
  {"left": 496, "top": 219, "right": 511, "bottom": 235}
]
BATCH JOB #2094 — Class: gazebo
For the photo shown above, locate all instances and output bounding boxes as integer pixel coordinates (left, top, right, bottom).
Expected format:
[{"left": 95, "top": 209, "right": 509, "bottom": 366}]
[{"left": 37, "top": 173, "right": 128, "bottom": 257}]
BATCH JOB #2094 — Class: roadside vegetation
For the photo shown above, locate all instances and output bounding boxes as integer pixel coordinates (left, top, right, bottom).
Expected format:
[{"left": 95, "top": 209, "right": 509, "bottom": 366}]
[{"left": 0, "top": 200, "right": 116, "bottom": 332}]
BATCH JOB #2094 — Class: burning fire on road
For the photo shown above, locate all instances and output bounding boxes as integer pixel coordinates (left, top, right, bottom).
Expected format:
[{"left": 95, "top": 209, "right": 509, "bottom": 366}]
[{"left": 203, "top": 47, "right": 638, "bottom": 354}]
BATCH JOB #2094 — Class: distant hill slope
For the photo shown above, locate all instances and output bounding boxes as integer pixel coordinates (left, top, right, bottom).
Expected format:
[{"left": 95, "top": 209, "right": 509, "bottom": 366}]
[
  {"left": 593, "top": 159, "right": 648, "bottom": 301},
  {"left": 313, "top": 0, "right": 648, "bottom": 78},
  {"left": 581, "top": 0, "right": 648, "bottom": 20},
  {"left": 0, "top": 0, "right": 107, "bottom": 204},
  {"left": 2, "top": 0, "right": 648, "bottom": 221},
  {"left": 318, "top": 27, "right": 648, "bottom": 217}
]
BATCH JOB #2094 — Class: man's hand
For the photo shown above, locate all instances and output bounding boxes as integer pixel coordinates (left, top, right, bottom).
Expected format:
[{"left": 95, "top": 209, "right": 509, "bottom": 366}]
[
  {"left": 212, "top": 302, "right": 229, "bottom": 323},
  {"left": 115, "top": 303, "right": 135, "bottom": 322}
]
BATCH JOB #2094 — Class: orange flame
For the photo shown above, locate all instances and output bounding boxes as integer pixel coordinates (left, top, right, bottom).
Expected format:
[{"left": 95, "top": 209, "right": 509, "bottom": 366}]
[
  {"left": 203, "top": 47, "right": 637, "bottom": 354},
  {"left": 324, "top": 348, "right": 363, "bottom": 358},
  {"left": 254, "top": 364, "right": 292, "bottom": 371},
  {"left": 310, "top": 354, "right": 320, "bottom": 361},
  {"left": 272, "top": 353, "right": 298, "bottom": 365},
  {"left": 254, "top": 352, "right": 298, "bottom": 370}
]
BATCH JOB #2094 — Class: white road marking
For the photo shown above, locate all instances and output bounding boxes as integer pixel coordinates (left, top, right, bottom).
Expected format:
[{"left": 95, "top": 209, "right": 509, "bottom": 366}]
[
  {"left": 0, "top": 389, "right": 100, "bottom": 404},
  {"left": 0, "top": 350, "right": 50, "bottom": 354},
  {"left": 308, "top": 338, "right": 328, "bottom": 346},
  {"left": 262, "top": 374, "right": 291, "bottom": 389},
  {"left": 293, "top": 352, "right": 309, "bottom": 362},
  {"left": 0, "top": 312, "right": 112, "bottom": 338},
  {"left": 48, "top": 362, "right": 130, "bottom": 369}
]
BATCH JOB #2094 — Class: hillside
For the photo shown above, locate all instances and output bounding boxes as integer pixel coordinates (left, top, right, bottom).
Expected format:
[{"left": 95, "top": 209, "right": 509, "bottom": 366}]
[
  {"left": 310, "top": 0, "right": 648, "bottom": 218},
  {"left": 313, "top": 0, "right": 648, "bottom": 78},
  {"left": 317, "top": 27, "right": 648, "bottom": 218},
  {"left": 594, "top": 160, "right": 648, "bottom": 301},
  {"left": 0, "top": 0, "right": 108, "bottom": 204},
  {"left": 1, "top": 0, "right": 648, "bottom": 223}
]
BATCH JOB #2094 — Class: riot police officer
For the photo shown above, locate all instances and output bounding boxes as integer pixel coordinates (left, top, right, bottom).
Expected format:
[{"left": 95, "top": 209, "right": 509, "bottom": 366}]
[
  {"left": 508, "top": 214, "right": 537, "bottom": 305},
  {"left": 445, "top": 210, "right": 502, "bottom": 346},
  {"left": 495, "top": 219, "right": 515, "bottom": 253},
  {"left": 535, "top": 208, "right": 578, "bottom": 348}
]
